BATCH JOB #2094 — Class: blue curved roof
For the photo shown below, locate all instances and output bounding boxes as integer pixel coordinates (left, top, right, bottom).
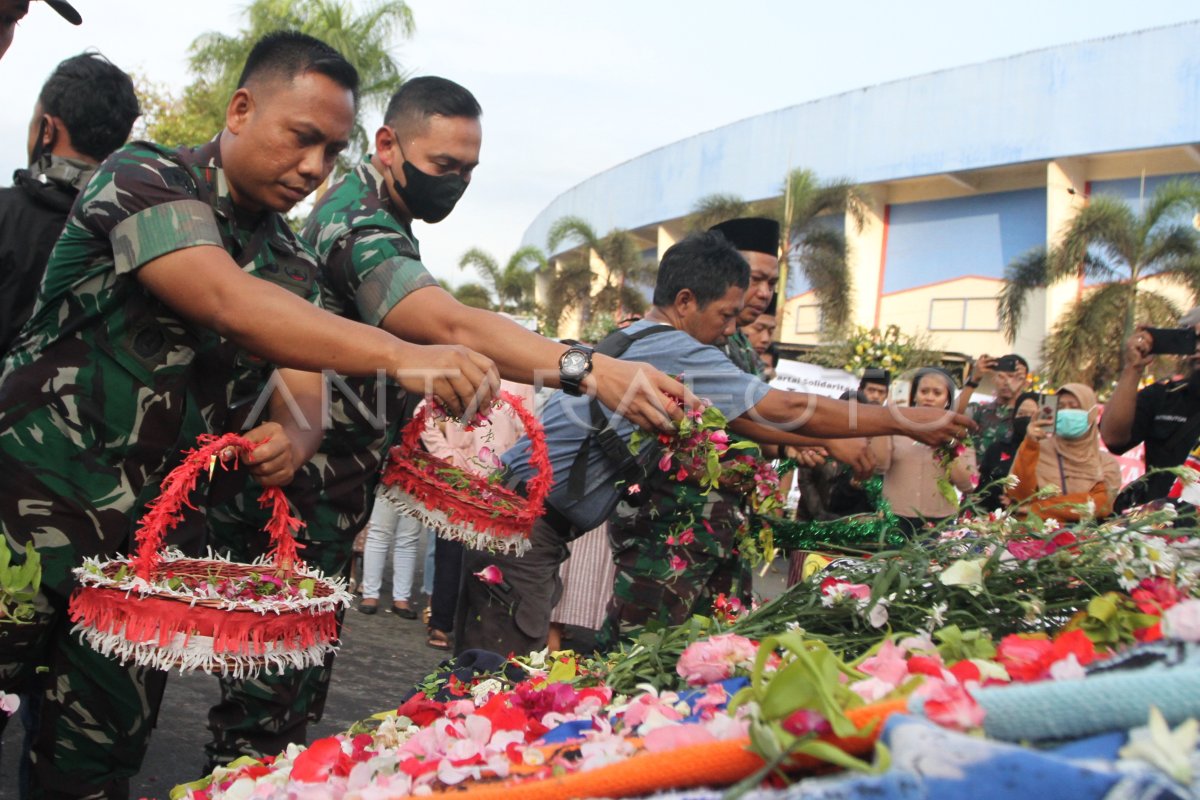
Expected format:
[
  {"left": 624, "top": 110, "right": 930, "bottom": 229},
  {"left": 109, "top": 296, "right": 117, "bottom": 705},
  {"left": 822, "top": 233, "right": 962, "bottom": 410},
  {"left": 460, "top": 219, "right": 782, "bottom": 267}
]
[{"left": 522, "top": 21, "right": 1200, "bottom": 254}]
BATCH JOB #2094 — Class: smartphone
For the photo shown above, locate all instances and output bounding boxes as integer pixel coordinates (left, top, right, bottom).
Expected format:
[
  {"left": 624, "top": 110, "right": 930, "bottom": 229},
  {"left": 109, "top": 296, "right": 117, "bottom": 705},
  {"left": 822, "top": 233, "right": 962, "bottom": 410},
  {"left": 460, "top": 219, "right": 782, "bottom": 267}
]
[
  {"left": 1038, "top": 393, "right": 1058, "bottom": 429},
  {"left": 993, "top": 355, "right": 1019, "bottom": 373},
  {"left": 1146, "top": 327, "right": 1198, "bottom": 356}
]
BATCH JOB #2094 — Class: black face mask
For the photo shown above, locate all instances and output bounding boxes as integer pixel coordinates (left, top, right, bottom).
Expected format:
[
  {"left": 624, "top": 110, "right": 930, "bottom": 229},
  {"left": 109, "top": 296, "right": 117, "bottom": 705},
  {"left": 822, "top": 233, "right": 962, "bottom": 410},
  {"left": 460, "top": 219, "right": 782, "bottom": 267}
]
[
  {"left": 1011, "top": 416, "right": 1031, "bottom": 446},
  {"left": 389, "top": 137, "right": 468, "bottom": 223}
]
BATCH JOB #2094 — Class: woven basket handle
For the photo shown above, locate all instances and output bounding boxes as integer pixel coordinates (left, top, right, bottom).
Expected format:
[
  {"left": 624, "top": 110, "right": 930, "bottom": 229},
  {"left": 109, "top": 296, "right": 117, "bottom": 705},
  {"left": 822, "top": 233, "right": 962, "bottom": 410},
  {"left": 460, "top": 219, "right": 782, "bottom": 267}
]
[
  {"left": 130, "top": 433, "right": 305, "bottom": 581},
  {"left": 400, "top": 390, "right": 552, "bottom": 518}
]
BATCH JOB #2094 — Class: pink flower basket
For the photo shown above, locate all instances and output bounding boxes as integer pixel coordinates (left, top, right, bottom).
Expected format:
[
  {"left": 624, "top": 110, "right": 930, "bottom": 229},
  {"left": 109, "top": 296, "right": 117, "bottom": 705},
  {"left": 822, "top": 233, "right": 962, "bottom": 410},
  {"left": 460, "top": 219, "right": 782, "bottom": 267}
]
[{"left": 379, "top": 391, "right": 551, "bottom": 555}]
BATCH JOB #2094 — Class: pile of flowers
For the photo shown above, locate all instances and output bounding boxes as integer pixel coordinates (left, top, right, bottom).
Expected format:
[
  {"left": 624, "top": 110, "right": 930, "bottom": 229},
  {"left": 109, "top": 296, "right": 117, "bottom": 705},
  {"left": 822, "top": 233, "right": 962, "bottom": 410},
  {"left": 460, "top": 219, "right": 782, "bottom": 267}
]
[
  {"left": 177, "top": 649, "right": 757, "bottom": 799},
  {"left": 176, "top": 499, "right": 1200, "bottom": 798},
  {"left": 631, "top": 400, "right": 785, "bottom": 567}
]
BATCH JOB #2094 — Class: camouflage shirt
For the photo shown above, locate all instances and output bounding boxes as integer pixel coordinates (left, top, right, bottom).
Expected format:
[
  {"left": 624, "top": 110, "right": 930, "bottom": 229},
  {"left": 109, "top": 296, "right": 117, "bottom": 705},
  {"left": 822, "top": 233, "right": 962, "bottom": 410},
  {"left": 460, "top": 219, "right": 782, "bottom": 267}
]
[
  {"left": 967, "top": 399, "right": 1015, "bottom": 462},
  {"left": 212, "top": 159, "right": 437, "bottom": 545},
  {"left": 723, "top": 331, "right": 763, "bottom": 378},
  {"left": 0, "top": 138, "right": 320, "bottom": 592}
]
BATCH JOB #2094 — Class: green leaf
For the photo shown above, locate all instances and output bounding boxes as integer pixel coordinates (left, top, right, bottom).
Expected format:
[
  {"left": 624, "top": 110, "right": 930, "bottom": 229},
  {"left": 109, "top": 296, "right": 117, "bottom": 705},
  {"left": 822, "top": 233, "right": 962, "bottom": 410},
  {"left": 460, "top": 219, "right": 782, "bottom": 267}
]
[
  {"left": 793, "top": 737, "right": 880, "bottom": 774},
  {"left": 1088, "top": 594, "right": 1118, "bottom": 623}
]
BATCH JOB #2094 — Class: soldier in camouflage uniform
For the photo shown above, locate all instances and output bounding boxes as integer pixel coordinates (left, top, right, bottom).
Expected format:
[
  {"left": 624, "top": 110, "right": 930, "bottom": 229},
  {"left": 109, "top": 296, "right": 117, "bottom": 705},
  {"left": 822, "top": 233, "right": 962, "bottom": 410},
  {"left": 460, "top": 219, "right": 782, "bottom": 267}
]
[
  {"left": 0, "top": 34, "right": 500, "bottom": 799},
  {"left": 598, "top": 472, "right": 753, "bottom": 647},
  {"left": 204, "top": 76, "right": 689, "bottom": 766}
]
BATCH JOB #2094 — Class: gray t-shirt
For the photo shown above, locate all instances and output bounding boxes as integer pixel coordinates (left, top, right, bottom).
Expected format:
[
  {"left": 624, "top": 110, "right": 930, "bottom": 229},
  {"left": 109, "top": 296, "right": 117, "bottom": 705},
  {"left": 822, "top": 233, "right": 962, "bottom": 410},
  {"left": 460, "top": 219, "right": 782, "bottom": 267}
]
[{"left": 502, "top": 320, "right": 771, "bottom": 530}]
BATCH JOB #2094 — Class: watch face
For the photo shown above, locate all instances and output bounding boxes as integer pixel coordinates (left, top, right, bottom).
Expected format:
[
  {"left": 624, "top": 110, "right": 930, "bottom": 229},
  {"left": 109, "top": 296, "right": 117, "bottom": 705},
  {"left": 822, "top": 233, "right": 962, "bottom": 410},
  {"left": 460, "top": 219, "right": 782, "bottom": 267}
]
[{"left": 562, "top": 351, "right": 588, "bottom": 376}]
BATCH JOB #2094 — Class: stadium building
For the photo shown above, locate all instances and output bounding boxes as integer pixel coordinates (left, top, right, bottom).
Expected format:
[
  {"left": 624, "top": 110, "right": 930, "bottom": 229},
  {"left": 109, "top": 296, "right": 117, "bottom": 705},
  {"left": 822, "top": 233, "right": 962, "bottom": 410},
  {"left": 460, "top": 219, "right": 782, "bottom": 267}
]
[{"left": 521, "top": 22, "right": 1200, "bottom": 364}]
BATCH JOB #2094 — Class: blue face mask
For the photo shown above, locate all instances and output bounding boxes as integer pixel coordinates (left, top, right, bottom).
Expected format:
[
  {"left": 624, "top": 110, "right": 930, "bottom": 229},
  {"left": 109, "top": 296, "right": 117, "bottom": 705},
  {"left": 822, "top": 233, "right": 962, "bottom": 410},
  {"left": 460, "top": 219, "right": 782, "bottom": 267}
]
[{"left": 1055, "top": 408, "right": 1091, "bottom": 440}]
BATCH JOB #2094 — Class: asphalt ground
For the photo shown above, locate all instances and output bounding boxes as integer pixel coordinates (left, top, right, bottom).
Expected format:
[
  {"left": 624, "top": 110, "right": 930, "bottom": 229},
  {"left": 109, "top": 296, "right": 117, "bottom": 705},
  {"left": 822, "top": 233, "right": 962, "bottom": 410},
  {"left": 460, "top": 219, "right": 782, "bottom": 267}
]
[{"left": 0, "top": 544, "right": 789, "bottom": 798}]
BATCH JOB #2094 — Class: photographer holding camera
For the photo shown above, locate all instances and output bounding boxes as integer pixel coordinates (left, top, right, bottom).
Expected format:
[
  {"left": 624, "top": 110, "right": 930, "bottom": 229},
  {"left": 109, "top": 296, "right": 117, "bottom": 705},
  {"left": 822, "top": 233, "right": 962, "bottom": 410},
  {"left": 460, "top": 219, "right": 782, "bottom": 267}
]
[
  {"left": 1100, "top": 308, "right": 1200, "bottom": 508},
  {"left": 956, "top": 352, "right": 1031, "bottom": 461}
]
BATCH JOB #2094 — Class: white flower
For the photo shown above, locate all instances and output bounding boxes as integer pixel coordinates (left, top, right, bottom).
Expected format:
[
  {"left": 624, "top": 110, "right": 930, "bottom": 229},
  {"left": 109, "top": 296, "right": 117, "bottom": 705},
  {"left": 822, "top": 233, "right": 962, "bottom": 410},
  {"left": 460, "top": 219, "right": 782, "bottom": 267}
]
[
  {"left": 1119, "top": 706, "right": 1200, "bottom": 785},
  {"left": 938, "top": 558, "right": 987, "bottom": 596},
  {"left": 470, "top": 678, "right": 504, "bottom": 705},
  {"left": 927, "top": 602, "right": 948, "bottom": 629},
  {"left": 1048, "top": 653, "right": 1086, "bottom": 681},
  {"left": 867, "top": 602, "right": 889, "bottom": 628},
  {"left": 0, "top": 692, "right": 19, "bottom": 716},
  {"left": 1163, "top": 600, "right": 1200, "bottom": 642}
]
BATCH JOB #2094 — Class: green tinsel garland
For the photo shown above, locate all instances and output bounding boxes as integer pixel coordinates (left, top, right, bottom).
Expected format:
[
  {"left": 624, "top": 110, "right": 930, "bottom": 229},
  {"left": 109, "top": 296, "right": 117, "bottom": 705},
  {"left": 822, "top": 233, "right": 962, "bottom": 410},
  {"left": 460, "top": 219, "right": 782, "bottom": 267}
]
[{"left": 764, "top": 475, "right": 909, "bottom": 551}]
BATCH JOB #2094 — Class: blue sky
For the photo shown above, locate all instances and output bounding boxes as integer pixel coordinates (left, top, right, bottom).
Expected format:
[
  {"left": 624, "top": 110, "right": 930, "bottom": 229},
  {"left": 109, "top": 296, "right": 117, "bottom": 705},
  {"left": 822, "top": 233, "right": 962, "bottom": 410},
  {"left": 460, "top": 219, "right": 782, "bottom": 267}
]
[{"left": 3, "top": 1, "right": 1197, "bottom": 287}]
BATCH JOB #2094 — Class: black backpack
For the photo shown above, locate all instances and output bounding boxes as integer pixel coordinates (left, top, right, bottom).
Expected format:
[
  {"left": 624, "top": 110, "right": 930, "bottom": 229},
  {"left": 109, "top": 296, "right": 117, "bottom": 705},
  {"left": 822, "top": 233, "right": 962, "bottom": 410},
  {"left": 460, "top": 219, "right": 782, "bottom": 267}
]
[{"left": 563, "top": 325, "right": 675, "bottom": 512}]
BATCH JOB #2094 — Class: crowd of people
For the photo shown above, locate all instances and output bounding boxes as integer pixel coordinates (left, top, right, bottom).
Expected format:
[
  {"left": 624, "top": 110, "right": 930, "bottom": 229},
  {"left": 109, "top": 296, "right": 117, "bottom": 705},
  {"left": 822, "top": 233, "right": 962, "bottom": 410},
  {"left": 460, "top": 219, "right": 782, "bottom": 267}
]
[{"left": 0, "top": 10, "right": 1197, "bottom": 799}]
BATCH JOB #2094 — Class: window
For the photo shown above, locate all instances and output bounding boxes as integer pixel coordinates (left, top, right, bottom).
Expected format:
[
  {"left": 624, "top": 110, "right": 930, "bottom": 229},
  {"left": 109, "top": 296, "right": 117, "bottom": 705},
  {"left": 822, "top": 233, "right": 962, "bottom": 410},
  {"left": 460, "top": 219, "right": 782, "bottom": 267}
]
[
  {"left": 928, "top": 297, "right": 1000, "bottom": 331},
  {"left": 793, "top": 304, "right": 822, "bottom": 335}
]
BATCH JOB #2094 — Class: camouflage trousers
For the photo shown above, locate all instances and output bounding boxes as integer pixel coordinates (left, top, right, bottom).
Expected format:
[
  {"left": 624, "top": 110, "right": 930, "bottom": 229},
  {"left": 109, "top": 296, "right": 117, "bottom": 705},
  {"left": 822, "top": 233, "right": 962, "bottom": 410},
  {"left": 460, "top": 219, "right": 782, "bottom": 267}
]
[
  {"left": 595, "top": 533, "right": 750, "bottom": 651},
  {"left": 202, "top": 507, "right": 356, "bottom": 769},
  {"left": 0, "top": 584, "right": 168, "bottom": 800}
]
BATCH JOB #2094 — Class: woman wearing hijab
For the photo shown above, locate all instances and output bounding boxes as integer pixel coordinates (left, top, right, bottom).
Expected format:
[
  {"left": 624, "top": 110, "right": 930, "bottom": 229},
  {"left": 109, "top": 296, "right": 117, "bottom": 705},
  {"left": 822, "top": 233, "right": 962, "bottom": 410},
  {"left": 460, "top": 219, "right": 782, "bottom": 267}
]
[
  {"left": 974, "top": 390, "right": 1040, "bottom": 511},
  {"left": 871, "top": 368, "right": 975, "bottom": 538},
  {"left": 1005, "top": 383, "right": 1122, "bottom": 521}
]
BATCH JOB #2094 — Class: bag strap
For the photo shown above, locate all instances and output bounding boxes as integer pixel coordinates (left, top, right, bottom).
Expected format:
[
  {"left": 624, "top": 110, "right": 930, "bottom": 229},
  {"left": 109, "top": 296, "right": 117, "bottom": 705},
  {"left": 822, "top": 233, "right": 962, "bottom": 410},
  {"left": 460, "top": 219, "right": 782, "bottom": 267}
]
[{"left": 566, "top": 325, "right": 675, "bottom": 501}]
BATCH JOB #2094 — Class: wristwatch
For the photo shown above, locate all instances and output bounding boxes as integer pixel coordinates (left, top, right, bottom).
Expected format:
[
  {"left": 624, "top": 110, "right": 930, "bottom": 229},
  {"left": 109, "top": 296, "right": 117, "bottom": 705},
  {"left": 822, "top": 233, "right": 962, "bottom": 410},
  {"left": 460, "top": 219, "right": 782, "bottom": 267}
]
[{"left": 558, "top": 341, "right": 594, "bottom": 396}]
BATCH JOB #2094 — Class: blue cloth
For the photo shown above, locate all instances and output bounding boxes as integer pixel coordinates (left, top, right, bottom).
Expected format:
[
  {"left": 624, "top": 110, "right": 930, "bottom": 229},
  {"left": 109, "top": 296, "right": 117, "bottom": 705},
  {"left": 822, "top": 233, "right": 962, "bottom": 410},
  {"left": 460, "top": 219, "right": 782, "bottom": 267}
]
[
  {"left": 503, "top": 319, "right": 771, "bottom": 530},
  {"left": 538, "top": 677, "right": 748, "bottom": 745}
]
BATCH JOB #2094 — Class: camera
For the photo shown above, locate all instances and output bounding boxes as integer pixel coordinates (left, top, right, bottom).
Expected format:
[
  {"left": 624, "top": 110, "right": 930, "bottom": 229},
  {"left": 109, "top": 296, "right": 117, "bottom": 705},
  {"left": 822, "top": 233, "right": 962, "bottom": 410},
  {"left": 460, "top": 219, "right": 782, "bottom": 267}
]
[
  {"left": 1145, "top": 327, "right": 1198, "bottom": 356},
  {"left": 993, "top": 355, "right": 1020, "bottom": 373}
]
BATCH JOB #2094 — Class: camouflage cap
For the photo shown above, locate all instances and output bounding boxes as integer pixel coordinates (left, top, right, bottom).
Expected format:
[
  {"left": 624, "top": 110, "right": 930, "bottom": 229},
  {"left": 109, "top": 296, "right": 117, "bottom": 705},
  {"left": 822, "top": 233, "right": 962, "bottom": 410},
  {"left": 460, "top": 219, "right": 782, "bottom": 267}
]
[{"left": 42, "top": 0, "right": 82, "bottom": 25}]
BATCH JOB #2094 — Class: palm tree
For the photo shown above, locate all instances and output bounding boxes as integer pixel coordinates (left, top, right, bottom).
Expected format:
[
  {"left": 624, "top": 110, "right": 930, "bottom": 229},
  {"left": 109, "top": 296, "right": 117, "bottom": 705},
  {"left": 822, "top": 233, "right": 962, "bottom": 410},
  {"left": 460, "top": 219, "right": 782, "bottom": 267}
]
[
  {"left": 685, "top": 193, "right": 754, "bottom": 232},
  {"left": 1040, "top": 283, "right": 1180, "bottom": 387},
  {"left": 450, "top": 282, "right": 493, "bottom": 310},
  {"left": 683, "top": 173, "right": 867, "bottom": 335},
  {"left": 999, "top": 179, "right": 1200, "bottom": 387},
  {"left": 154, "top": 0, "right": 414, "bottom": 157},
  {"left": 458, "top": 246, "right": 544, "bottom": 314},
  {"left": 779, "top": 168, "right": 870, "bottom": 336},
  {"left": 537, "top": 252, "right": 592, "bottom": 338},
  {"left": 545, "top": 216, "right": 656, "bottom": 329}
]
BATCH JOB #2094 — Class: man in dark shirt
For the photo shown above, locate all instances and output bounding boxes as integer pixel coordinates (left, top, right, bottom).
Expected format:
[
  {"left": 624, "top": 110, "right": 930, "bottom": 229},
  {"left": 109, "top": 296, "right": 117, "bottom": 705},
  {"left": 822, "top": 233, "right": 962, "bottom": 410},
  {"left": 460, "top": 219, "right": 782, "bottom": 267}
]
[
  {"left": 0, "top": 51, "right": 139, "bottom": 353},
  {"left": 1101, "top": 309, "right": 1200, "bottom": 505}
]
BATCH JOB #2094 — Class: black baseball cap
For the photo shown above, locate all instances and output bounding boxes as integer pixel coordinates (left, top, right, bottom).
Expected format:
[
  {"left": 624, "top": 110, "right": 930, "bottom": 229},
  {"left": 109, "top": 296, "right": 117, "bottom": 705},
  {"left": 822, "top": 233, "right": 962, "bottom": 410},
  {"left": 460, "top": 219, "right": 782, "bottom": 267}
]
[{"left": 42, "top": 0, "right": 83, "bottom": 25}]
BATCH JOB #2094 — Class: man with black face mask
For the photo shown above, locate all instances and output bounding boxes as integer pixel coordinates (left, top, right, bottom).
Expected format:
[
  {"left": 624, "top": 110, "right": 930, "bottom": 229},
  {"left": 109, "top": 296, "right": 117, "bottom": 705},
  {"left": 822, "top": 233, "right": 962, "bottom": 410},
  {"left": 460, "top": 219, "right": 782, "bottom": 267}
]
[
  {"left": 202, "top": 75, "right": 693, "bottom": 769},
  {"left": 0, "top": 51, "right": 139, "bottom": 353}
]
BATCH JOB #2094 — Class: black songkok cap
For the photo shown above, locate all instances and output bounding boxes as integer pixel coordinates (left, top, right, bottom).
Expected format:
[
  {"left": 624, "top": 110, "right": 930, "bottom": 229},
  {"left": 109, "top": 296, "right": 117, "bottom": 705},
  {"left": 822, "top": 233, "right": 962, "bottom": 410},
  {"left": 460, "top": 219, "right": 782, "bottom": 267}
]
[
  {"left": 860, "top": 368, "right": 890, "bottom": 387},
  {"left": 709, "top": 217, "right": 779, "bottom": 257}
]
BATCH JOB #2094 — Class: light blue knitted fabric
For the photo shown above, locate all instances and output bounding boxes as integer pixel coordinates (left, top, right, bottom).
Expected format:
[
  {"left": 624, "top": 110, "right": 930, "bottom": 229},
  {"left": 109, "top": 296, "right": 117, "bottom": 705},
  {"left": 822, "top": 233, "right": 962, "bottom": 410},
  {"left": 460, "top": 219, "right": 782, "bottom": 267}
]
[{"left": 968, "top": 665, "right": 1200, "bottom": 741}]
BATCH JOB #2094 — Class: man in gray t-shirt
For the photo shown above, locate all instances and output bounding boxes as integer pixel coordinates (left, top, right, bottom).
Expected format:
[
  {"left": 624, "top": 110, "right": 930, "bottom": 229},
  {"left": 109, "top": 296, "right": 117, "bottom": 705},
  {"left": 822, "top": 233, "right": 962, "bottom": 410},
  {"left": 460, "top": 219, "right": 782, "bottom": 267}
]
[{"left": 457, "top": 231, "right": 974, "bottom": 656}]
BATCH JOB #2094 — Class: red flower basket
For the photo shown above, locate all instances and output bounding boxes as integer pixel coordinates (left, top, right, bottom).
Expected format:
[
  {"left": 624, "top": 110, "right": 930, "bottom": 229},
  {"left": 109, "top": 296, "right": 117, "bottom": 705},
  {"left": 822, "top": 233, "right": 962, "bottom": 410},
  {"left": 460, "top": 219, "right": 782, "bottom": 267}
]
[
  {"left": 67, "top": 433, "right": 352, "bottom": 678},
  {"left": 379, "top": 390, "right": 551, "bottom": 555}
]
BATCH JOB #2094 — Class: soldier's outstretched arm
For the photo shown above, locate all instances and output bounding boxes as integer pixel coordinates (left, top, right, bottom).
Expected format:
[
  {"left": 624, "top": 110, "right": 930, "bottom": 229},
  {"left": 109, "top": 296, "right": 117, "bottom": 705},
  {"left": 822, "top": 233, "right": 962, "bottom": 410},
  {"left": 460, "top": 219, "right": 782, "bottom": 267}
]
[
  {"left": 380, "top": 285, "right": 693, "bottom": 433},
  {"left": 136, "top": 245, "right": 499, "bottom": 417},
  {"left": 735, "top": 388, "right": 975, "bottom": 448}
]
